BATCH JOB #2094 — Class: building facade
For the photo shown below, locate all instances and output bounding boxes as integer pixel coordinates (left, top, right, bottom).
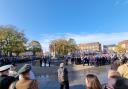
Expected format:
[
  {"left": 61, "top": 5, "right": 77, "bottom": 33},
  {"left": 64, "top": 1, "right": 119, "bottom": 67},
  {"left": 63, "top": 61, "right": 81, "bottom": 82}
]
[
  {"left": 119, "top": 40, "right": 128, "bottom": 52},
  {"left": 78, "top": 42, "right": 102, "bottom": 52},
  {"left": 103, "top": 44, "right": 116, "bottom": 53}
]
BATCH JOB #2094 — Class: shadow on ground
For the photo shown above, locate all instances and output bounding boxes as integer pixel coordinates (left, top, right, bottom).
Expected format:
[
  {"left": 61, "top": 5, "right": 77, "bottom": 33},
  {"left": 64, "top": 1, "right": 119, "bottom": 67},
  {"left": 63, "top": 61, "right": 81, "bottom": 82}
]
[{"left": 70, "top": 84, "right": 85, "bottom": 89}]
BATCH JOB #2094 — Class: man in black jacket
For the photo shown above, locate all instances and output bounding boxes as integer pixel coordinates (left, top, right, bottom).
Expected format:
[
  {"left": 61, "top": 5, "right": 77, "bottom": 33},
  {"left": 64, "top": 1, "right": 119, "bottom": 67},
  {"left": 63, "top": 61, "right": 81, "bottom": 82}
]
[{"left": 0, "top": 65, "right": 15, "bottom": 89}]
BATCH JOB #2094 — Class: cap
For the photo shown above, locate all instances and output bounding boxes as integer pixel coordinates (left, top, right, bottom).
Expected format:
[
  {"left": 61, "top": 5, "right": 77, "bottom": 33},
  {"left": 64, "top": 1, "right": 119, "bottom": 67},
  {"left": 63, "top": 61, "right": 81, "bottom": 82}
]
[
  {"left": 0, "top": 65, "right": 11, "bottom": 72},
  {"left": 18, "top": 64, "right": 31, "bottom": 74},
  {"left": 60, "top": 63, "right": 64, "bottom": 68}
]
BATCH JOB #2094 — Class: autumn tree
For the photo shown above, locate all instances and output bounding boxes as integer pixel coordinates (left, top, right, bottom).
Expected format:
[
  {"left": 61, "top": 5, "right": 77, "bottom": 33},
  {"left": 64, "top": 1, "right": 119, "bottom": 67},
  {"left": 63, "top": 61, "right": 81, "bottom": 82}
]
[
  {"left": 68, "top": 38, "right": 77, "bottom": 53},
  {"left": 0, "top": 25, "right": 27, "bottom": 56},
  {"left": 115, "top": 45, "right": 126, "bottom": 55},
  {"left": 28, "top": 40, "right": 42, "bottom": 56},
  {"left": 49, "top": 38, "right": 77, "bottom": 57}
]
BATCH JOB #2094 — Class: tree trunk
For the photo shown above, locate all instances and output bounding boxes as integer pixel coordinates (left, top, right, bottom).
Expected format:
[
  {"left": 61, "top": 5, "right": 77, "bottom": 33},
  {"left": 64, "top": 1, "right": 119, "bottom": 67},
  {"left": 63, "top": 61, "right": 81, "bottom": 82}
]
[
  {"left": 33, "top": 51, "right": 36, "bottom": 56},
  {"left": 9, "top": 51, "right": 12, "bottom": 57},
  {"left": 16, "top": 52, "right": 20, "bottom": 56}
]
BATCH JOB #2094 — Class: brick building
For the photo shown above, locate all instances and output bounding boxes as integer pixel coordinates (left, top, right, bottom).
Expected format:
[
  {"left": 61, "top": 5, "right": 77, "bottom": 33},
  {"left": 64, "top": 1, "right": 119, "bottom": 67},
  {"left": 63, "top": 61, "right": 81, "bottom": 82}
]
[
  {"left": 103, "top": 44, "right": 116, "bottom": 53},
  {"left": 78, "top": 42, "right": 102, "bottom": 52},
  {"left": 119, "top": 40, "right": 128, "bottom": 52}
]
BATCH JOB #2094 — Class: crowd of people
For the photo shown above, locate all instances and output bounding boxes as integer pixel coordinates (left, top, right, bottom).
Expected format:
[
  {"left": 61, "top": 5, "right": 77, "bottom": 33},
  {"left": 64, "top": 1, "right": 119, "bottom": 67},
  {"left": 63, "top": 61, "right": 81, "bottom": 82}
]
[
  {"left": 39, "top": 56, "right": 51, "bottom": 67},
  {"left": 0, "top": 55, "right": 128, "bottom": 89},
  {"left": 0, "top": 64, "right": 38, "bottom": 89},
  {"left": 58, "top": 56, "right": 128, "bottom": 89},
  {"left": 0, "top": 56, "right": 38, "bottom": 66},
  {"left": 70, "top": 55, "right": 111, "bottom": 66}
]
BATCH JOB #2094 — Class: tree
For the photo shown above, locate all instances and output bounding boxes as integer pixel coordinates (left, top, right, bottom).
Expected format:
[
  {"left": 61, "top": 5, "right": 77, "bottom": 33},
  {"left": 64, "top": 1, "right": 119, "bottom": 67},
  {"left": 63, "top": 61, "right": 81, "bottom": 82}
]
[
  {"left": 68, "top": 38, "right": 77, "bottom": 53},
  {"left": 115, "top": 45, "right": 126, "bottom": 55},
  {"left": 28, "top": 41, "right": 42, "bottom": 56},
  {"left": 49, "top": 39, "right": 68, "bottom": 56},
  {"left": 0, "top": 25, "right": 27, "bottom": 56},
  {"left": 49, "top": 38, "right": 77, "bottom": 57}
]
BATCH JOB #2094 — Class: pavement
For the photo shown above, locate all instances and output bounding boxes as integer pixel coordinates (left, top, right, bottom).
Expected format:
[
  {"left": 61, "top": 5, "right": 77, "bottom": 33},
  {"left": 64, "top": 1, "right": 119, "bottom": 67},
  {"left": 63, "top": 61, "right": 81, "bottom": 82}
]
[{"left": 17, "top": 61, "right": 110, "bottom": 89}]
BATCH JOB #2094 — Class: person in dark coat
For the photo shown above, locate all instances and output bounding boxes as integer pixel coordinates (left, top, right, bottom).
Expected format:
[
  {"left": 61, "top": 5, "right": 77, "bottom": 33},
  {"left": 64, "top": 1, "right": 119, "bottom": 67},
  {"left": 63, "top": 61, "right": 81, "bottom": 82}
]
[
  {"left": 48, "top": 57, "right": 51, "bottom": 67},
  {"left": 0, "top": 65, "right": 15, "bottom": 89},
  {"left": 58, "top": 63, "right": 69, "bottom": 89},
  {"left": 39, "top": 58, "right": 43, "bottom": 67},
  {"left": 43, "top": 57, "right": 47, "bottom": 67},
  {"left": 71, "top": 57, "right": 74, "bottom": 64},
  {"left": 86, "top": 57, "right": 90, "bottom": 66},
  {"left": 81, "top": 57, "right": 85, "bottom": 66}
]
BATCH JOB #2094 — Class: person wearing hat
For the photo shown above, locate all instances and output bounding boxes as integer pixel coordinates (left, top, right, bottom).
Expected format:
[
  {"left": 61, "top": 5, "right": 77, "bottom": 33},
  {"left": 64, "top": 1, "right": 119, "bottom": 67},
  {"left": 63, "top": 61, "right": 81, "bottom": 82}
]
[
  {"left": 58, "top": 63, "right": 69, "bottom": 89},
  {"left": 0, "top": 65, "right": 16, "bottom": 89},
  {"left": 9, "top": 64, "right": 18, "bottom": 77},
  {"left": 9, "top": 64, "right": 38, "bottom": 89}
]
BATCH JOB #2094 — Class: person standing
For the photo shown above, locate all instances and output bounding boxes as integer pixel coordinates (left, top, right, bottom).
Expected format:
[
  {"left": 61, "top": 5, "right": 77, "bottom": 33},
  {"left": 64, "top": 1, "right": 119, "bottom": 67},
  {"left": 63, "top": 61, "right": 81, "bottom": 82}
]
[
  {"left": 9, "top": 64, "right": 18, "bottom": 77},
  {"left": 58, "top": 63, "right": 69, "bottom": 89},
  {"left": 39, "top": 58, "right": 43, "bottom": 67},
  {"left": 87, "top": 56, "right": 89, "bottom": 65},
  {"left": 0, "top": 65, "right": 15, "bottom": 89},
  {"left": 43, "top": 57, "right": 47, "bottom": 67},
  {"left": 71, "top": 57, "right": 75, "bottom": 64},
  {"left": 81, "top": 56, "right": 85, "bottom": 66},
  {"left": 65, "top": 58, "right": 68, "bottom": 65},
  {"left": 48, "top": 57, "right": 51, "bottom": 67},
  {"left": 9, "top": 64, "right": 38, "bottom": 89}
]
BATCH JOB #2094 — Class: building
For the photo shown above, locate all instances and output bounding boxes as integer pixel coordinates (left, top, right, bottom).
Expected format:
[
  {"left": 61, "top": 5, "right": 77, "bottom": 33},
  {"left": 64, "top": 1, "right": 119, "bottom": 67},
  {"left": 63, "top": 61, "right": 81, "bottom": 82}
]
[
  {"left": 78, "top": 42, "right": 102, "bottom": 52},
  {"left": 119, "top": 40, "right": 128, "bottom": 52},
  {"left": 103, "top": 44, "right": 116, "bottom": 53}
]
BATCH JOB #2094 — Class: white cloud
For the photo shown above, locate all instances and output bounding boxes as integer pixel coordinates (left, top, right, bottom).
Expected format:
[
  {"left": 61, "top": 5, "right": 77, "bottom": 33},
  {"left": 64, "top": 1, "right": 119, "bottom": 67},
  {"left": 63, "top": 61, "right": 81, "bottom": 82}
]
[
  {"left": 39, "top": 32, "right": 128, "bottom": 51},
  {"left": 114, "top": 0, "right": 120, "bottom": 6},
  {"left": 114, "top": 0, "right": 128, "bottom": 6}
]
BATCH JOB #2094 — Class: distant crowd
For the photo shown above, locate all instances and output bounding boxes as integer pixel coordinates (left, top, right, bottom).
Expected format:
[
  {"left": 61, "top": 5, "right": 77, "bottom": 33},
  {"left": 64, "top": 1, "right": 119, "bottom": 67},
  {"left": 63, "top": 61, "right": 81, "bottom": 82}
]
[
  {"left": 0, "top": 55, "right": 42, "bottom": 66},
  {"left": 70, "top": 55, "right": 111, "bottom": 66}
]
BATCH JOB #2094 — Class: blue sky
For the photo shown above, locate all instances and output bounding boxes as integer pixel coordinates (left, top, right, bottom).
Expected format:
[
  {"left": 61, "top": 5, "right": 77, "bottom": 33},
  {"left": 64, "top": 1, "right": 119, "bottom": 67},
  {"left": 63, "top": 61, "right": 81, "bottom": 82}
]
[{"left": 0, "top": 0, "right": 128, "bottom": 51}]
